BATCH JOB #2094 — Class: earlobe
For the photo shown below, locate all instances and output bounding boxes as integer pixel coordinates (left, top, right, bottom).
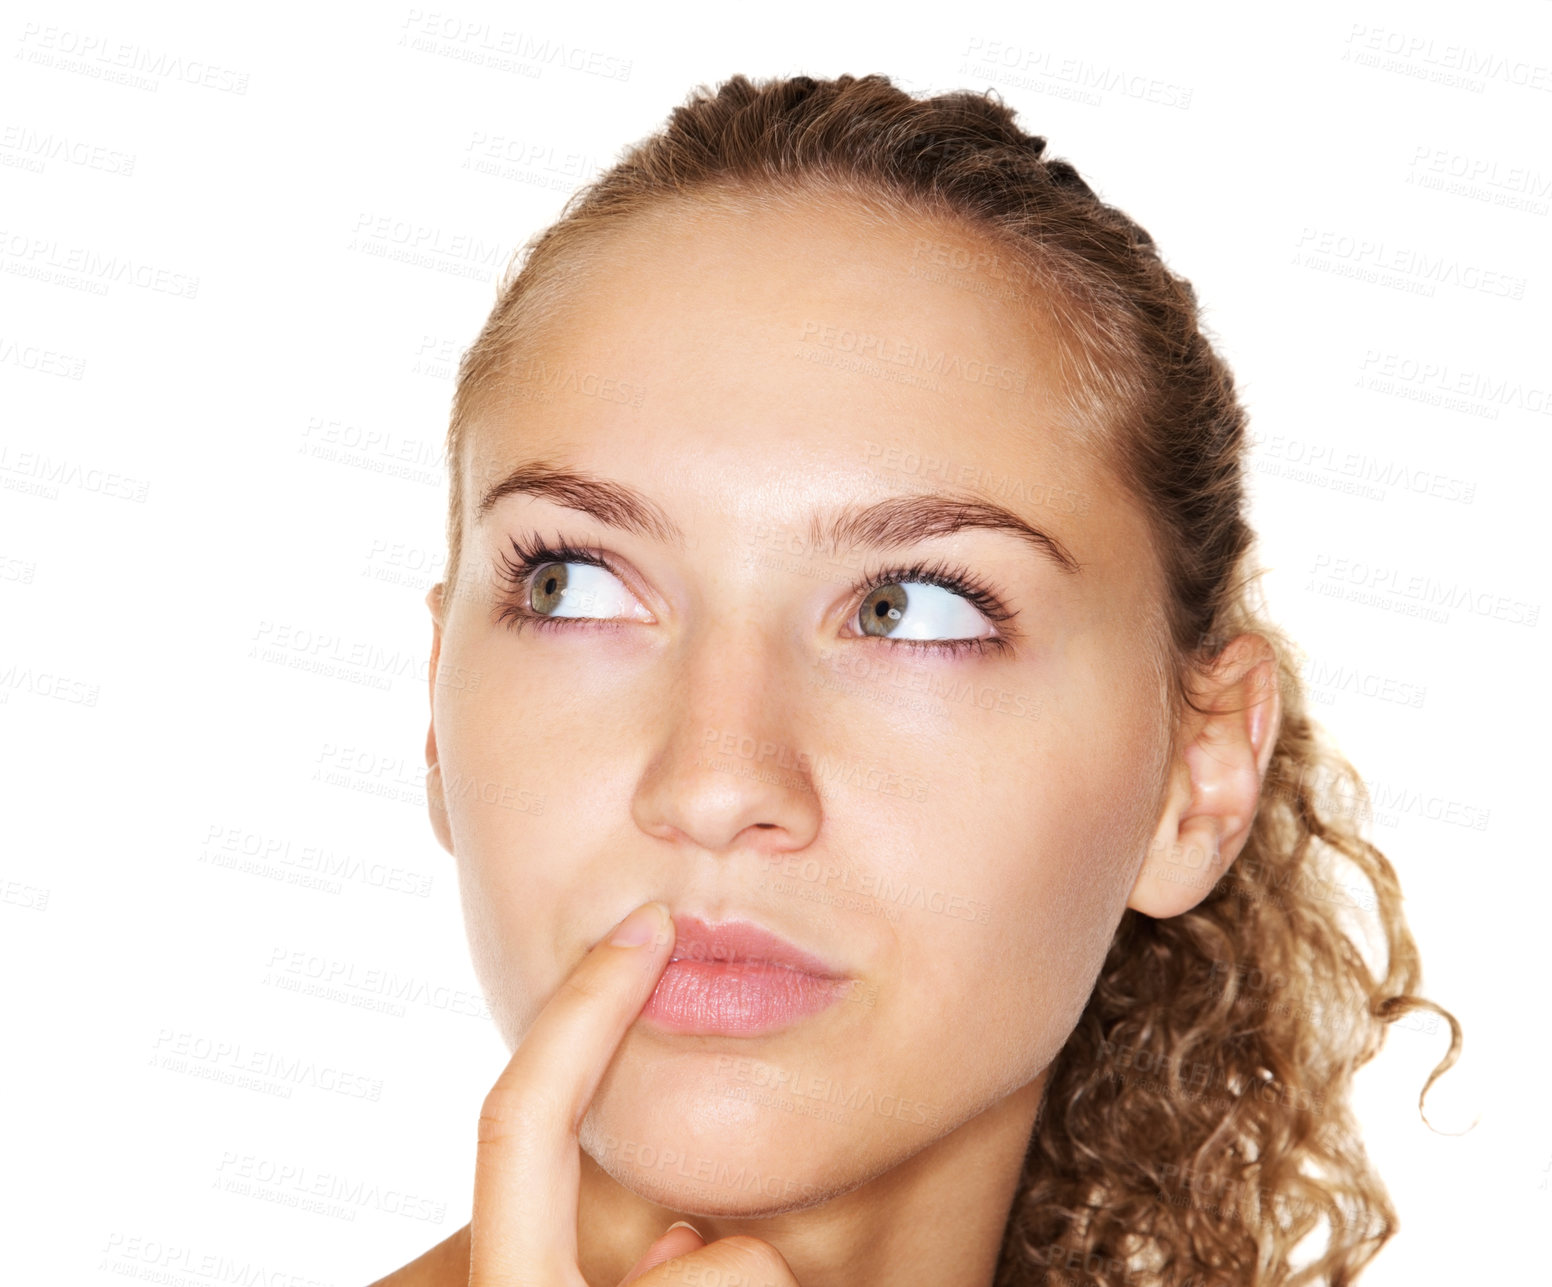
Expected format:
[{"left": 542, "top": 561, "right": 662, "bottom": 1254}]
[
  {"left": 425, "top": 582, "right": 454, "bottom": 856},
  {"left": 1126, "top": 634, "right": 1283, "bottom": 919}
]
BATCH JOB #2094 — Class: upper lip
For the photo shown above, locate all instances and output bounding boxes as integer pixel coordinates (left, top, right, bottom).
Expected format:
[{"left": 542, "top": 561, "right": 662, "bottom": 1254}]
[{"left": 666, "top": 914, "right": 844, "bottom": 979}]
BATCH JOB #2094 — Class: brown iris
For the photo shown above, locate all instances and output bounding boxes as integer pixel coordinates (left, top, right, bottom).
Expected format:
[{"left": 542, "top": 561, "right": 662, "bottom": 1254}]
[
  {"left": 531, "top": 562, "right": 569, "bottom": 615},
  {"left": 860, "top": 583, "right": 908, "bottom": 637}
]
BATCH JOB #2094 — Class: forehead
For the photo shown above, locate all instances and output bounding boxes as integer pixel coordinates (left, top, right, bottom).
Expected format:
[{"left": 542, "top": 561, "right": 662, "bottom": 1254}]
[
  {"left": 530, "top": 192, "right": 1077, "bottom": 421},
  {"left": 460, "top": 192, "right": 1159, "bottom": 611}
]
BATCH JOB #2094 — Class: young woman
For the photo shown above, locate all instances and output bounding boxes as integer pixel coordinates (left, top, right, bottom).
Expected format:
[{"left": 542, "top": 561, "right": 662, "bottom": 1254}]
[{"left": 372, "top": 73, "right": 1456, "bottom": 1287}]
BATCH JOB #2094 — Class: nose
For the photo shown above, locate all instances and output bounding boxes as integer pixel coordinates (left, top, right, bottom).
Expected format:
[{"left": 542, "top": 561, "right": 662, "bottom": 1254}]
[{"left": 630, "top": 620, "right": 824, "bottom": 859}]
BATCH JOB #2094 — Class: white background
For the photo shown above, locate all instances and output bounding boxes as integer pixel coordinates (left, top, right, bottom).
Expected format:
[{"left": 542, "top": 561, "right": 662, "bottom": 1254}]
[{"left": 2, "top": 0, "right": 1547, "bottom": 1282}]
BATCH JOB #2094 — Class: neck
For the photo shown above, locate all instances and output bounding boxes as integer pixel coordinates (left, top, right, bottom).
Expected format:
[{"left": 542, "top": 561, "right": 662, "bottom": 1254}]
[{"left": 577, "top": 1071, "right": 1047, "bottom": 1287}]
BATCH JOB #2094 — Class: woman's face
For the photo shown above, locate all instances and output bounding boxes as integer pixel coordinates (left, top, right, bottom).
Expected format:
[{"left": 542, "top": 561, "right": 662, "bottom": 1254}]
[{"left": 427, "top": 195, "right": 1175, "bottom": 1215}]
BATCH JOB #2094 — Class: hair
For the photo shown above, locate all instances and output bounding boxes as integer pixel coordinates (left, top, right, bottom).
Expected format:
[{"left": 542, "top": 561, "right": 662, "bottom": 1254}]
[{"left": 440, "top": 73, "right": 1460, "bottom": 1285}]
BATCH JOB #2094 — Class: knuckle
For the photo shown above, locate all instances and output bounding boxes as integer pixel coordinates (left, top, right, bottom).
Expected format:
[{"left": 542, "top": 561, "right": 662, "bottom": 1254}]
[
  {"left": 554, "top": 964, "right": 611, "bottom": 1009},
  {"left": 477, "top": 1081, "right": 562, "bottom": 1144}
]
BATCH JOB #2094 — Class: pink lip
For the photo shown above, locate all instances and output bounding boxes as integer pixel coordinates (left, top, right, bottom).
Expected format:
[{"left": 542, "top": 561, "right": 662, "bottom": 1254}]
[
  {"left": 641, "top": 915, "right": 849, "bottom": 1037},
  {"left": 666, "top": 916, "right": 842, "bottom": 976}
]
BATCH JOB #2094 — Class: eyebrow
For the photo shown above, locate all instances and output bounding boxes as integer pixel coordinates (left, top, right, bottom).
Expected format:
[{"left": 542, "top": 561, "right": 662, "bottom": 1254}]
[{"left": 476, "top": 461, "right": 1080, "bottom": 573}]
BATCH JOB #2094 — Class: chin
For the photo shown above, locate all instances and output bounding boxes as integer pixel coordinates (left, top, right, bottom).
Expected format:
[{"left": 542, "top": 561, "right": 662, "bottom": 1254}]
[{"left": 578, "top": 1067, "right": 911, "bottom": 1218}]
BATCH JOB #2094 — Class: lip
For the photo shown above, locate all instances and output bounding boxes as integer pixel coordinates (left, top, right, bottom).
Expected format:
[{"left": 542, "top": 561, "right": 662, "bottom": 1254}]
[
  {"left": 666, "top": 915, "right": 843, "bottom": 977},
  {"left": 640, "top": 914, "right": 850, "bottom": 1037}
]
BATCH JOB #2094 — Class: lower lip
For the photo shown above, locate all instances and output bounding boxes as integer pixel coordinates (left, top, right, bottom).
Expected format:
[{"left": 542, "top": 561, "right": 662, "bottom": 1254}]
[{"left": 641, "top": 959, "right": 845, "bottom": 1036}]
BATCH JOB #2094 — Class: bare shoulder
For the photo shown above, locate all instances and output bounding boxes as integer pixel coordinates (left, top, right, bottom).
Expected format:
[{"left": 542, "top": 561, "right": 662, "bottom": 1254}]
[{"left": 365, "top": 1223, "right": 471, "bottom": 1287}]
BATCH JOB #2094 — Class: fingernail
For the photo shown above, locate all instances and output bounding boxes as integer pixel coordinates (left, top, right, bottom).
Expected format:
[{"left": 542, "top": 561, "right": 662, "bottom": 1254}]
[
  {"left": 665, "top": 1220, "right": 702, "bottom": 1237},
  {"left": 609, "top": 901, "right": 668, "bottom": 948}
]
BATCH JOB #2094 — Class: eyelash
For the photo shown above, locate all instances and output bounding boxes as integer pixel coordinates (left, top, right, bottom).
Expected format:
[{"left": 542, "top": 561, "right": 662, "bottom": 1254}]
[{"left": 491, "top": 533, "right": 1017, "bottom": 657}]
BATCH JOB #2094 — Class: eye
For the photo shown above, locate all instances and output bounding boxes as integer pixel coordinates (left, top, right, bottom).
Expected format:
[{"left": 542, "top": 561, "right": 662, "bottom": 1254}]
[
  {"left": 527, "top": 559, "right": 642, "bottom": 620},
  {"left": 857, "top": 581, "right": 992, "bottom": 642},
  {"left": 848, "top": 557, "right": 1016, "bottom": 657},
  {"left": 492, "top": 534, "right": 652, "bottom": 635},
  {"left": 492, "top": 536, "right": 1015, "bottom": 656}
]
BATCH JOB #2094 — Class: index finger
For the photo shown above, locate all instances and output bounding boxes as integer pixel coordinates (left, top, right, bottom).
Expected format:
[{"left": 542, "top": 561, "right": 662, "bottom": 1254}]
[{"left": 469, "top": 900, "right": 675, "bottom": 1287}]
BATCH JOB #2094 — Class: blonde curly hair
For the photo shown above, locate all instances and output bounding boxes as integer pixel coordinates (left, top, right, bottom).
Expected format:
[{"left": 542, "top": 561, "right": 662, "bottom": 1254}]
[{"left": 440, "top": 72, "right": 1460, "bottom": 1286}]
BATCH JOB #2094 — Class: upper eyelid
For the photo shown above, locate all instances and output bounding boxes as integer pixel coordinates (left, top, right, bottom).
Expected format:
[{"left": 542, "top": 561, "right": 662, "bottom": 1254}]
[
  {"left": 495, "top": 536, "right": 657, "bottom": 624},
  {"left": 851, "top": 557, "right": 1014, "bottom": 626}
]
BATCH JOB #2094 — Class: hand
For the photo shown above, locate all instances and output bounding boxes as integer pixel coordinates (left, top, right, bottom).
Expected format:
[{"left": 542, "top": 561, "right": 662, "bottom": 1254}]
[{"left": 470, "top": 899, "right": 803, "bottom": 1287}]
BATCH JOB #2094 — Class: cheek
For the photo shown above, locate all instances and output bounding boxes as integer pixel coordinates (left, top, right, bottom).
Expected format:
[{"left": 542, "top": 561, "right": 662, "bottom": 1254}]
[
  {"left": 434, "top": 634, "right": 613, "bottom": 1044},
  {"left": 899, "top": 651, "right": 1163, "bottom": 1083}
]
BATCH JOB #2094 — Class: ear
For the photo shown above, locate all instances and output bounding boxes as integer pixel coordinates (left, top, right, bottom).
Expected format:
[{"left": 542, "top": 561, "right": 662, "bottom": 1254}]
[
  {"left": 425, "top": 581, "right": 454, "bottom": 856},
  {"left": 1127, "top": 633, "right": 1283, "bottom": 919}
]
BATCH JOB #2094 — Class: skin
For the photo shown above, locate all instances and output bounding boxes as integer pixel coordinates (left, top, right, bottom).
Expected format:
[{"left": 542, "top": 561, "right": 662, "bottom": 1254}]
[{"left": 375, "top": 196, "right": 1281, "bottom": 1287}]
